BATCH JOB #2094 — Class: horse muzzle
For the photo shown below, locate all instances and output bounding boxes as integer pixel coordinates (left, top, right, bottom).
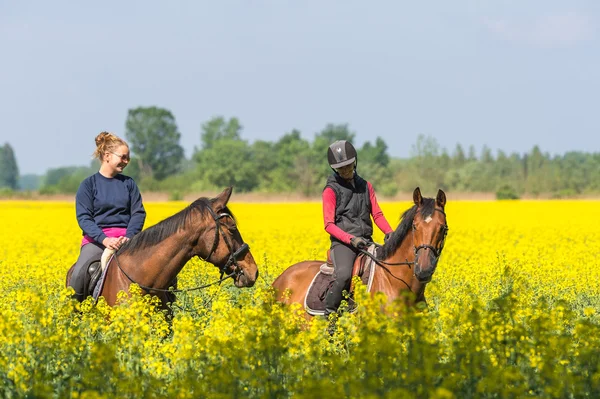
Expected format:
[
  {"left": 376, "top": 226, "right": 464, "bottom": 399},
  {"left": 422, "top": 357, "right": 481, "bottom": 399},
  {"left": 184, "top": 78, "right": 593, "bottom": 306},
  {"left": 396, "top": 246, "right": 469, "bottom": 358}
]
[
  {"left": 234, "top": 267, "right": 258, "bottom": 287},
  {"left": 414, "top": 253, "right": 439, "bottom": 283}
]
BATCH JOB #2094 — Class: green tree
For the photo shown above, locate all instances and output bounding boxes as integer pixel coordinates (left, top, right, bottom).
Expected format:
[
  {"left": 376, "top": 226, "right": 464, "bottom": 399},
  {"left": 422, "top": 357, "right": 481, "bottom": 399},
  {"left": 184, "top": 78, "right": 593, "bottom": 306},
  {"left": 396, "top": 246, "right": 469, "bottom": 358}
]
[
  {"left": 409, "top": 134, "right": 446, "bottom": 192},
  {"left": 560, "top": 152, "right": 591, "bottom": 194},
  {"left": 193, "top": 116, "right": 258, "bottom": 192},
  {"left": 481, "top": 145, "right": 494, "bottom": 164},
  {"left": 251, "top": 140, "right": 279, "bottom": 191},
  {"left": 467, "top": 145, "right": 478, "bottom": 162},
  {"left": 19, "top": 174, "right": 42, "bottom": 191},
  {"left": 358, "top": 137, "right": 395, "bottom": 196},
  {"left": 452, "top": 144, "right": 466, "bottom": 167},
  {"left": 525, "top": 145, "right": 550, "bottom": 195},
  {"left": 199, "top": 116, "right": 242, "bottom": 150},
  {"left": 271, "top": 130, "right": 313, "bottom": 193},
  {"left": 196, "top": 139, "right": 258, "bottom": 192},
  {"left": 41, "top": 165, "right": 96, "bottom": 194},
  {"left": 0, "top": 143, "right": 19, "bottom": 190},
  {"left": 125, "top": 107, "right": 184, "bottom": 181},
  {"left": 359, "top": 137, "right": 390, "bottom": 167}
]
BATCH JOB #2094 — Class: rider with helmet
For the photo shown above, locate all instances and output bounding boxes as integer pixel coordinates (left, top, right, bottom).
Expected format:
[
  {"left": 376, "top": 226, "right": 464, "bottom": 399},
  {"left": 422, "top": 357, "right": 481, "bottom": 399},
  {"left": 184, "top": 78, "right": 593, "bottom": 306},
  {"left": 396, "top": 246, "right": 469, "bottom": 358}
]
[{"left": 323, "top": 140, "right": 394, "bottom": 318}]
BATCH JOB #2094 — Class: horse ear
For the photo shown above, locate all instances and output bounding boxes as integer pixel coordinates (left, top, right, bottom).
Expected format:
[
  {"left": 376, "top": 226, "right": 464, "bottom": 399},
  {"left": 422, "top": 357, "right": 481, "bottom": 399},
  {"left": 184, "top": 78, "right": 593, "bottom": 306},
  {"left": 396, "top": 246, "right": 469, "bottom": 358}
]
[
  {"left": 413, "top": 187, "right": 423, "bottom": 206},
  {"left": 213, "top": 186, "right": 233, "bottom": 209},
  {"left": 436, "top": 189, "right": 446, "bottom": 209}
]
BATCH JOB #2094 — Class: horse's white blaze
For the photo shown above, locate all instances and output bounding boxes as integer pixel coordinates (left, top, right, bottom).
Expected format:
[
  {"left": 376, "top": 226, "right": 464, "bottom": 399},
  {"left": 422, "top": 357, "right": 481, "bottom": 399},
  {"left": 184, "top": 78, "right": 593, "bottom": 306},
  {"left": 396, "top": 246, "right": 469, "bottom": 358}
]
[{"left": 425, "top": 216, "right": 433, "bottom": 223}]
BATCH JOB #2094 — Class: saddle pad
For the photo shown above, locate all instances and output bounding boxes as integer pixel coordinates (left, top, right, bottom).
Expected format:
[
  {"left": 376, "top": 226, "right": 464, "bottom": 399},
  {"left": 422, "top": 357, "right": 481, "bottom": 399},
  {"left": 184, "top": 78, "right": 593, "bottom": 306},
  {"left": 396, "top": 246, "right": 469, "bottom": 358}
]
[
  {"left": 304, "top": 251, "right": 377, "bottom": 316},
  {"left": 304, "top": 269, "right": 336, "bottom": 316},
  {"left": 92, "top": 254, "right": 114, "bottom": 301}
]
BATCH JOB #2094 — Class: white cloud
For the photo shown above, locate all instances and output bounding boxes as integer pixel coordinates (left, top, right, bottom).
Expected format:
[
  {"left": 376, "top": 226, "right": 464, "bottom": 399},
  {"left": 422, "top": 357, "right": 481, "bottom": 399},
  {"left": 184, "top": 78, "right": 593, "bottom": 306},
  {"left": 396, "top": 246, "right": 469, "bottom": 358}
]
[{"left": 483, "top": 12, "right": 595, "bottom": 47}]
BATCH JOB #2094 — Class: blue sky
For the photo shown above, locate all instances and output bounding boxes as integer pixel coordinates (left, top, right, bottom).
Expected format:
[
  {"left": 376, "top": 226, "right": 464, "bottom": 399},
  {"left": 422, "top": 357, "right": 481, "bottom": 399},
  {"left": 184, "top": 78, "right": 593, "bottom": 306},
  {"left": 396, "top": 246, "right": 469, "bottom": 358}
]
[{"left": 1, "top": 1, "right": 599, "bottom": 174}]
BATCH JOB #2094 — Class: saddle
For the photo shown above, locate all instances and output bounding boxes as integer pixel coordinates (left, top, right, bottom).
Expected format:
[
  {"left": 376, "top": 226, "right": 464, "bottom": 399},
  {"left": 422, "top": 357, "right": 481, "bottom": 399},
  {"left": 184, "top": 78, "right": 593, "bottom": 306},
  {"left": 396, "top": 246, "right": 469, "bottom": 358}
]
[
  {"left": 304, "top": 244, "right": 377, "bottom": 316},
  {"left": 75, "top": 248, "right": 115, "bottom": 302}
]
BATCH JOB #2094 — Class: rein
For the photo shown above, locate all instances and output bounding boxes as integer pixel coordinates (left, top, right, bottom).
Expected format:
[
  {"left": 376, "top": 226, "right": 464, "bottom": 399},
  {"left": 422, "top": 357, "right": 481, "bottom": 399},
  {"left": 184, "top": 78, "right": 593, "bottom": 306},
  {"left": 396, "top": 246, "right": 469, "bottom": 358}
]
[
  {"left": 359, "top": 246, "right": 414, "bottom": 267},
  {"left": 113, "top": 206, "right": 250, "bottom": 294}
]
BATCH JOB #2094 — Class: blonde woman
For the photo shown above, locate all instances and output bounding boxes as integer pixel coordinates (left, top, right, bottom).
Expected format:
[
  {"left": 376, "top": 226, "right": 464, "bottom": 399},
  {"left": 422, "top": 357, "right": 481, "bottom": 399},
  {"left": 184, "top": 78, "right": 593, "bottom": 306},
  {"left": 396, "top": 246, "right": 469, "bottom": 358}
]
[{"left": 69, "top": 132, "right": 146, "bottom": 299}]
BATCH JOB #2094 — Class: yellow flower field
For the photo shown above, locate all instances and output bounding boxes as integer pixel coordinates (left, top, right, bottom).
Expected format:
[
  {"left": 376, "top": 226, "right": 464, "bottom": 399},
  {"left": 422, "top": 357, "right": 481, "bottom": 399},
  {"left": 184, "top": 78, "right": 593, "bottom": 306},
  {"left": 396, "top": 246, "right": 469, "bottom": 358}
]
[{"left": 1, "top": 198, "right": 600, "bottom": 397}]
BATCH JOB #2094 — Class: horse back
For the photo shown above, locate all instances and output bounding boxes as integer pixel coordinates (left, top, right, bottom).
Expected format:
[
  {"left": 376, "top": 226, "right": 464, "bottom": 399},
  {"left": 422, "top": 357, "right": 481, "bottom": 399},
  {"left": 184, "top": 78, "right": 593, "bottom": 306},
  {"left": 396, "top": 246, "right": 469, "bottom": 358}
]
[{"left": 272, "top": 261, "right": 322, "bottom": 305}]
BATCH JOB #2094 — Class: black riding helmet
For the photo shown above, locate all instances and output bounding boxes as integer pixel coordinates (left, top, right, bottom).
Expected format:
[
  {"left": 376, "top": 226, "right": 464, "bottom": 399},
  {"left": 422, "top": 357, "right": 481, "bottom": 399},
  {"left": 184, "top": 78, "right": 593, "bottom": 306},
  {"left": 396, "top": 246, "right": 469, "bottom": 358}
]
[{"left": 327, "top": 140, "right": 357, "bottom": 169}]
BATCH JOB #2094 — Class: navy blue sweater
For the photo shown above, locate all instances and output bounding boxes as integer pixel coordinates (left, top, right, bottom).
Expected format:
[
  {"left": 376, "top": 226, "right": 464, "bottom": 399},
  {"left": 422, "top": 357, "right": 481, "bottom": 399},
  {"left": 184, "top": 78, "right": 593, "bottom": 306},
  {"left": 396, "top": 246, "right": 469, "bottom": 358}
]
[{"left": 75, "top": 172, "right": 146, "bottom": 244}]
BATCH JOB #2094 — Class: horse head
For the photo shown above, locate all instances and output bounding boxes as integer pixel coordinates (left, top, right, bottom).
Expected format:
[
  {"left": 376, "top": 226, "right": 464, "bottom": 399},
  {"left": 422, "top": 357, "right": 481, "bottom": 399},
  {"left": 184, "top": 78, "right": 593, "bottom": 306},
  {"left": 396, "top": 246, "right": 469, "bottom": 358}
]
[
  {"left": 411, "top": 187, "right": 448, "bottom": 283},
  {"left": 194, "top": 187, "right": 259, "bottom": 288}
]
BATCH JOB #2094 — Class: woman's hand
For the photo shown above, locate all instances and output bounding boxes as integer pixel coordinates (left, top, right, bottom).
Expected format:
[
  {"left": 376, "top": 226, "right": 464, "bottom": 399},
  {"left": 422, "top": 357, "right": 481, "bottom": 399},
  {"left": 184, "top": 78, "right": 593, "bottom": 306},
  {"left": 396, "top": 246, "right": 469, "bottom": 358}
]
[{"left": 102, "top": 236, "right": 129, "bottom": 250}]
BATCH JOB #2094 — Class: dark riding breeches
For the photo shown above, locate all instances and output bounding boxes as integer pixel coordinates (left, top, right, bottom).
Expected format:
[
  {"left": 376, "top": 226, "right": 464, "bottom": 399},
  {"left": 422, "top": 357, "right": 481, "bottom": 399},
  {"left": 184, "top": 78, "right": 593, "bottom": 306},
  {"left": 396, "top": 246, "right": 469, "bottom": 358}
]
[
  {"left": 69, "top": 242, "right": 104, "bottom": 295},
  {"left": 325, "top": 242, "right": 359, "bottom": 315}
]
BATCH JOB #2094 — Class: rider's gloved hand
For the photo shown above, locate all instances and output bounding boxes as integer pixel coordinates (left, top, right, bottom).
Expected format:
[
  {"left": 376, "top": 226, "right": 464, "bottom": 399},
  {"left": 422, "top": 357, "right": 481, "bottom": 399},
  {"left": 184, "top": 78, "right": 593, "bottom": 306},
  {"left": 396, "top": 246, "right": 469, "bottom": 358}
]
[{"left": 350, "top": 236, "right": 368, "bottom": 250}]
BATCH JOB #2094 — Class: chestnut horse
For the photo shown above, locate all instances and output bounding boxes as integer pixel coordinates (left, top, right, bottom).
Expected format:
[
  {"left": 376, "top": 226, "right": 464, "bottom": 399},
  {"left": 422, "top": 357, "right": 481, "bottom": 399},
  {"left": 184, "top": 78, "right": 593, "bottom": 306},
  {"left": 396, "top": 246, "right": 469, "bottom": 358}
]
[
  {"left": 272, "top": 187, "right": 448, "bottom": 316},
  {"left": 66, "top": 187, "right": 258, "bottom": 308}
]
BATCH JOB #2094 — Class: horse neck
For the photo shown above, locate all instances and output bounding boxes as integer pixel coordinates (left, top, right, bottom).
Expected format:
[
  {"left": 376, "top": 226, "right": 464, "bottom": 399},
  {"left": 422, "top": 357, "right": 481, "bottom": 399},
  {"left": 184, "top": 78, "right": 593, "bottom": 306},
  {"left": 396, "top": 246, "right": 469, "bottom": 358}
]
[
  {"left": 383, "top": 231, "right": 415, "bottom": 269},
  {"left": 373, "top": 231, "right": 420, "bottom": 302},
  {"left": 119, "top": 214, "right": 210, "bottom": 288}
]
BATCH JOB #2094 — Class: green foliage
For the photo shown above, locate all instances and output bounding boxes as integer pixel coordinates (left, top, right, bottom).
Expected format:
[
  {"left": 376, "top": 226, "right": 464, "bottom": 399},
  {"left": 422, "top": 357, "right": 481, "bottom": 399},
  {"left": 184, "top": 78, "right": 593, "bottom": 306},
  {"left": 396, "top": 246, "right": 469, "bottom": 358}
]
[
  {"left": 199, "top": 116, "right": 242, "bottom": 150},
  {"left": 551, "top": 188, "right": 578, "bottom": 199},
  {"left": 26, "top": 113, "right": 600, "bottom": 196},
  {"left": 40, "top": 165, "right": 96, "bottom": 194},
  {"left": 0, "top": 187, "right": 15, "bottom": 198},
  {"left": 360, "top": 137, "right": 390, "bottom": 167},
  {"left": 38, "top": 185, "right": 59, "bottom": 195},
  {"left": 18, "top": 174, "right": 42, "bottom": 191},
  {"left": 0, "top": 143, "right": 19, "bottom": 189},
  {"left": 125, "top": 107, "right": 185, "bottom": 181},
  {"left": 496, "top": 184, "right": 520, "bottom": 200},
  {"left": 196, "top": 139, "right": 258, "bottom": 192},
  {"left": 4, "top": 284, "right": 600, "bottom": 398},
  {"left": 168, "top": 190, "right": 183, "bottom": 201}
]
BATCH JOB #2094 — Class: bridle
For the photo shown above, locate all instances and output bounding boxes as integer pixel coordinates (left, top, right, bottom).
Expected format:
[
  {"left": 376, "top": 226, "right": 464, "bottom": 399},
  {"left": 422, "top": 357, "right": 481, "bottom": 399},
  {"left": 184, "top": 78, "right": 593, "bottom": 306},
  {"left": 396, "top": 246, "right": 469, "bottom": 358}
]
[
  {"left": 114, "top": 206, "right": 250, "bottom": 294},
  {"left": 354, "top": 206, "right": 448, "bottom": 292},
  {"left": 360, "top": 207, "right": 448, "bottom": 269},
  {"left": 202, "top": 206, "right": 249, "bottom": 279},
  {"left": 413, "top": 208, "right": 448, "bottom": 259}
]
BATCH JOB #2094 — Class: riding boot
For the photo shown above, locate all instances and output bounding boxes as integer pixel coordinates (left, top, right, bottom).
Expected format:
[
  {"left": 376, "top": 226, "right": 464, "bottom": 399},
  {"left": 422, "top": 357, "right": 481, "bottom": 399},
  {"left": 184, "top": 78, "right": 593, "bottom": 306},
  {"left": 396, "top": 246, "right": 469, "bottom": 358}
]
[
  {"left": 325, "top": 281, "right": 344, "bottom": 317},
  {"left": 324, "top": 281, "right": 345, "bottom": 335}
]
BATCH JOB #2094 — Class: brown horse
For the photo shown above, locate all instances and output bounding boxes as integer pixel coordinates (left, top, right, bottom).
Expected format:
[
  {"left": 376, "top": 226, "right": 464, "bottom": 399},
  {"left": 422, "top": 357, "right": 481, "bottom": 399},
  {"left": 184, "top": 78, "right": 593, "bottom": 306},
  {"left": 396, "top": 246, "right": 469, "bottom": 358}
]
[
  {"left": 272, "top": 187, "right": 448, "bottom": 316},
  {"left": 66, "top": 187, "right": 258, "bottom": 308}
]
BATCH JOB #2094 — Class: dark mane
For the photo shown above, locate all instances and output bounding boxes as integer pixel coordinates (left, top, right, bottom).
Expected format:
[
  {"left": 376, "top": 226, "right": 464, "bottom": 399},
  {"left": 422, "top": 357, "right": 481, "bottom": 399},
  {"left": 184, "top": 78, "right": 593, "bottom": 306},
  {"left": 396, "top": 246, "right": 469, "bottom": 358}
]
[
  {"left": 118, "top": 197, "right": 235, "bottom": 256},
  {"left": 378, "top": 198, "right": 435, "bottom": 260}
]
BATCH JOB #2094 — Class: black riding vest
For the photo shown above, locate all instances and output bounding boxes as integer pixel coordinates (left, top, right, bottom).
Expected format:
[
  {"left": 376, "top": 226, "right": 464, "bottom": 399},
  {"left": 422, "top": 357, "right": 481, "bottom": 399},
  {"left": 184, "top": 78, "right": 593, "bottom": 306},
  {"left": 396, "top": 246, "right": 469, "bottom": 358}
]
[{"left": 325, "top": 173, "right": 373, "bottom": 244}]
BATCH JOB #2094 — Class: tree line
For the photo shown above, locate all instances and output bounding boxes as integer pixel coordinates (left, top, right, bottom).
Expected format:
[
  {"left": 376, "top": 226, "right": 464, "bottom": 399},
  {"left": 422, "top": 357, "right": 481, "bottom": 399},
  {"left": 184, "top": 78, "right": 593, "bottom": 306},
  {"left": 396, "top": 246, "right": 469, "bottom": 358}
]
[{"left": 2, "top": 106, "right": 600, "bottom": 199}]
